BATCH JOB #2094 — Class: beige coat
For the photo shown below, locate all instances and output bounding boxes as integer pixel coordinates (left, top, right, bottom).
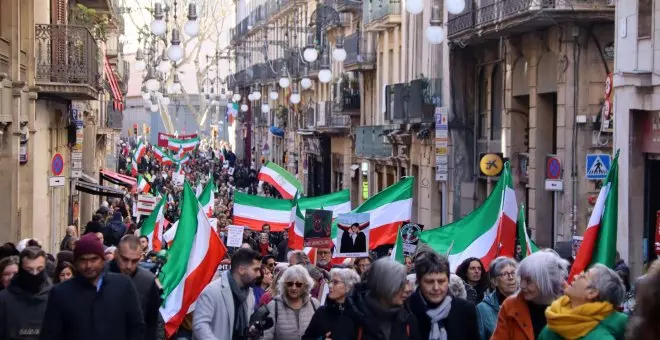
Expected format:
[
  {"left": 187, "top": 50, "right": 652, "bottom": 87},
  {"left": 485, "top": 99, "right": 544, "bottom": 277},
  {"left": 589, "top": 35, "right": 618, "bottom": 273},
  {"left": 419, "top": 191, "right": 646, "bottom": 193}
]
[{"left": 262, "top": 294, "right": 319, "bottom": 340}]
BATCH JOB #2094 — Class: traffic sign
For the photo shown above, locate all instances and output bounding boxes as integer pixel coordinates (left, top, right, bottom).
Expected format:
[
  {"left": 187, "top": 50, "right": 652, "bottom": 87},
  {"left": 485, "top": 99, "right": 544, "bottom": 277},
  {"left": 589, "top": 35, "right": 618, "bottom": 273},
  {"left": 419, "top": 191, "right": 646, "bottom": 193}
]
[
  {"left": 51, "top": 153, "right": 64, "bottom": 176},
  {"left": 546, "top": 156, "right": 561, "bottom": 180},
  {"left": 586, "top": 154, "right": 611, "bottom": 180},
  {"left": 49, "top": 176, "right": 65, "bottom": 187}
]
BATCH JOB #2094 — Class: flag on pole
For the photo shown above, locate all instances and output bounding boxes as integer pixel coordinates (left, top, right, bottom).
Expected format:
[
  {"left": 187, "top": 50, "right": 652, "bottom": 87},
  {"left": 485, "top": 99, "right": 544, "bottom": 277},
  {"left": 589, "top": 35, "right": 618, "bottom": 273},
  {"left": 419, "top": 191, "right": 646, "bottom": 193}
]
[
  {"left": 349, "top": 177, "right": 414, "bottom": 249},
  {"left": 233, "top": 192, "right": 294, "bottom": 231},
  {"left": 258, "top": 161, "right": 304, "bottom": 199},
  {"left": 167, "top": 137, "right": 201, "bottom": 152},
  {"left": 139, "top": 197, "right": 167, "bottom": 252},
  {"left": 134, "top": 140, "right": 147, "bottom": 161},
  {"left": 517, "top": 203, "right": 539, "bottom": 259},
  {"left": 420, "top": 162, "right": 518, "bottom": 272},
  {"left": 137, "top": 175, "right": 151, "bottom": 194},
  {"left": 289, "top": 190, "right": 351, "bottom": 251},
  {"left": 569, "top": 151, "right": 619, "bottom": 282},
  {"left": 129, "top": 156, "right": 138, "bottom": 177},
  {"left": 198, "top": 177, "right": 216, "bottom": 218},
  {"left": 163, "top": 220, "right": 178, "bottom": 247},
  {"left": 159, "top": 182, "right": 226, "bottom": 338},
  {"left": 390, "top": 225, "right": 407, "bottom": 264}
]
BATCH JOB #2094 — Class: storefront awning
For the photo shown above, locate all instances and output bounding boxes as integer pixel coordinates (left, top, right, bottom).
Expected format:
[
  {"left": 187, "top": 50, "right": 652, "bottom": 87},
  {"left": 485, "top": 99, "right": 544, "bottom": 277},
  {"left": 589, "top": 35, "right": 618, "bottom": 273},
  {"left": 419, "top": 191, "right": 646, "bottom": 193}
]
[
  {"left": 104, "top": 56, "right": 124, "bottom": 112},
  {"left": 75, "top": 181, "right": 125, "bottom": 198},
  {"left": 100, "top": 169, "right": 136, "bottom": 188}
]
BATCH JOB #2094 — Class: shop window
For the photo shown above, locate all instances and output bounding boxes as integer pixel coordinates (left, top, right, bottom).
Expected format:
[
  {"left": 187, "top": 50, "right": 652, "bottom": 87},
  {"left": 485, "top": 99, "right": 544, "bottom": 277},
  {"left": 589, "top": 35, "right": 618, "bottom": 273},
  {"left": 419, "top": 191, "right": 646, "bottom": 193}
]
[
  {"left": 477, "top": 68, "right": 487, "bottom": 139},
  {"left": 638, "top": 0, "right": 652, "bottom": 38},
  {"left": 491, "top": 64, "right": 503, "bottom": 140}
]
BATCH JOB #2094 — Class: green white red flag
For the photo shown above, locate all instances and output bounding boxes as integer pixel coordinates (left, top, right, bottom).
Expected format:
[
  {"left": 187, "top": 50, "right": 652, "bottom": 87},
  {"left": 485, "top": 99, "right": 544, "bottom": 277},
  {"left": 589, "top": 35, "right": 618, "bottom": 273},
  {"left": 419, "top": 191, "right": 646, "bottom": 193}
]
[
  {"left": 137, "top": 175, "right": 151, "bottom": 194},
  {"left": 233, "top": 192, "right": 294, "bottom": 231},
  {"left": 517, "top": 203, "right": 539, "bottom": 259},
  {"left": 569, "top": 151, "right": 619, "bottom": 282},
  {"left": 198, "top": 177, "right": 216, "bottom": 218},
  {"left": 167, "top": 136, "right": 200, "bottom": 152},
  {"left": 420, "top": 162, "right": 518, "bottom": 272},
  {"left": 159, "top": 182, "right": 226, "bottom": 338},
  {"left": 289, "top": 189, "right": 352, "bottom": 250},
  {"left": 258, "top": 161, "right": 304, "bottom": 199},
  {"left": 134, "top": 140, "right": 147, "bottom": 161},
  {"left": 139, "top": 197, "right": 167, "bottom": 252}
]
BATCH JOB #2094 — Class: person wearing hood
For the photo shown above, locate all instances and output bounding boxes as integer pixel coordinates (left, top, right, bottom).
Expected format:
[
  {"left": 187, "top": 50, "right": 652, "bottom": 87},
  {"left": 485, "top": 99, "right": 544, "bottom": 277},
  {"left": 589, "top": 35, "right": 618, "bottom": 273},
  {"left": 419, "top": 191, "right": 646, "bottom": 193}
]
[
  {"left": 538, "top": 264, "right": 628, "bottom": 340},
  {"left": 303, "top": 267, "right": 361, "bottom": 339},
  {"left": 0, "top": 246, "right": 52, "bottom": 340},
  {"left": 476, "top": 257, "right": 519, "bottom": 340},
  {"left": 407, "top": 251, "right": 480, "bottom": 340},
  {"left": 103, "top": 211, "right": 127, "bottom": 247}
]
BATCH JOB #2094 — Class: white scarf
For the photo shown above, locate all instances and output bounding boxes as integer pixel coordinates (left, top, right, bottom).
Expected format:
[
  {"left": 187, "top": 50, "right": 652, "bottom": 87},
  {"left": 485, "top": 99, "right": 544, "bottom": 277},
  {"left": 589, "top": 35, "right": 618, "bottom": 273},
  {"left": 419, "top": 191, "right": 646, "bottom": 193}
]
[{"left": 426, "top": 295, "right": 452, "bottom": 340}]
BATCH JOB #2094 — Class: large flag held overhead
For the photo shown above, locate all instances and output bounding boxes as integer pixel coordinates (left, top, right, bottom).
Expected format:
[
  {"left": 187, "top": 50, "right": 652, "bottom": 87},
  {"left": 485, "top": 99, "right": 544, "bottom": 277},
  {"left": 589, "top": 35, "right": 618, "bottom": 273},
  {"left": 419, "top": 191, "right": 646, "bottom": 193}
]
[
  {"left": 137, "top": 175, "right": 151, "bottom": 194},
  {"left": 159, "top": 182, "right": 226, "bottom": 338},
  {"left": 289, "top": 190, "right": 352, "bottom": 250},
  {"left": 569, "top": 151, "right": 619, "bottom": 282},
  {"left": 258, "top": 161, "right": 304, "bottom": 199},
  {"left": 352, "top": 177, "right": 414, "bottom": 249},
  {"left": 517, "top": 203, "right": 539, "bottom": 259},
  {"left": 420, "top": 162, "right": 518, "bottom": 272},
  {"left": 233, "top": 192, "right": 294, "bottom": 231},
  {"left": 134, "top": 140, "right": 147, "bottom": 161},
  {"left": 139, "top": 197, "right": 167, "bottom": 252},
  {"left": 167, "top": 136, "right": 201, "bottom": 152}
]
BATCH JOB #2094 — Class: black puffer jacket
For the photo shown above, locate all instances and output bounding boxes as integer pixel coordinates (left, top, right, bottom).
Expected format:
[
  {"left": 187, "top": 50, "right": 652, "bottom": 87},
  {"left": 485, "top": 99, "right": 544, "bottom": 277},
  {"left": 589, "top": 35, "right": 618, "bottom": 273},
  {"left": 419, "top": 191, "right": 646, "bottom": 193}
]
[
  {"left": 302, "top": 299, "right": 356, "bottom": 340},
  {"left": 0, "top": 277, "right": 52, "bottom": 340}
]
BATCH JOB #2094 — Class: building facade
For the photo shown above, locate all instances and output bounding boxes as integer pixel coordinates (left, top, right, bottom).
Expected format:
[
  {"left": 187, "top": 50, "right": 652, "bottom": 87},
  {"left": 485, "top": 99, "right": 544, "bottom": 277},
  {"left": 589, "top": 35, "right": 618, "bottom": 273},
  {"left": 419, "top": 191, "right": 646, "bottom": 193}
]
[{"left": 0, "top": 0, "right": 125, "bottom": 250}]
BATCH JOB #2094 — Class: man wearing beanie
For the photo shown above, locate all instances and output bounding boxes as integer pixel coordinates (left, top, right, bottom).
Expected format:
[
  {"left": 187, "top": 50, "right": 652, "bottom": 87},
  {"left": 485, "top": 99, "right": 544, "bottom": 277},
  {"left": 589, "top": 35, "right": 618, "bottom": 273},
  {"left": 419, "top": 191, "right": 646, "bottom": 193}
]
[{"left": 40, "top": 233, "right": 145, "bottom": 340}]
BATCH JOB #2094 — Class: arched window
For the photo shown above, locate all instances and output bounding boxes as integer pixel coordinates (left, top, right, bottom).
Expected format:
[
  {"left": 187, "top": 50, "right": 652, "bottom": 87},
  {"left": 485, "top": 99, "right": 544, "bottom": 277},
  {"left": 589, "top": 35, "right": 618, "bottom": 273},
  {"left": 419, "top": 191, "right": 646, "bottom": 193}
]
[{"left": 491, "top": 64, "right": 503, "bottom": 140}]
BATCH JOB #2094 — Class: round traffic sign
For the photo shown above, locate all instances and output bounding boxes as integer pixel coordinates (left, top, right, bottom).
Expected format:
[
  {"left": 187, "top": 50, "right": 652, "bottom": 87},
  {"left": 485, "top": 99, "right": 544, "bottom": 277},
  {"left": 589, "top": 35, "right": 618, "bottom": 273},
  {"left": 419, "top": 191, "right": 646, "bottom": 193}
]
[
  {"left": 546, "top": 157, "right": 561, "bottom": 180},
  {"left": 51, "top": 153, "right": 64, "bottom": 176}
]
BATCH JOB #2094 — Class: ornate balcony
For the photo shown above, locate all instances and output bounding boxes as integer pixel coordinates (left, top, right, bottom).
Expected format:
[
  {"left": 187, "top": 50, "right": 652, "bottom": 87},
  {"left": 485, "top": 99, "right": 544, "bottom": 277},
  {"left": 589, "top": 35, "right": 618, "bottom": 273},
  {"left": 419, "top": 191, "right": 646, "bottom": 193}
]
[
  {"left": 364, "top": 0, "right": 402, "bottom": 31},
  {"left": 344, "top": 33, "right": 376, "bottom": 71},
  {"left": 447, "top": 0, "right": 614, "bottom": 41},
  {"left": 35, "top": 24, "right": 100, "bottom": 100}
]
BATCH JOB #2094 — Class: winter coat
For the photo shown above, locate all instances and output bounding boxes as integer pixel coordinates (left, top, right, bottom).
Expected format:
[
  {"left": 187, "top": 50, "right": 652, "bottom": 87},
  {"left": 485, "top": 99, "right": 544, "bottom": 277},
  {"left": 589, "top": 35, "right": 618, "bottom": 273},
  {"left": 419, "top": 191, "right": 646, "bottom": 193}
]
[
  {"left": 302, "top": 299, "right": 355, "bottom": 340},
  {"left": 192, "top": 271, "right": 255, "bottom": 340},
  {"left": 491, "top": 293, "right": 536, "bottom": 340},
  {"left": 103, "top": 212, "right": 127, "bottom": 246},
  {"left": 476, "top": 290, "right": 502, "bottom": 340},
  {"left": 538, "top": 310, "right": 627, "bottom": 340},
  {"left": 39, "top": 273, "right": 145, "bottom": 340},
  {"left": 406, "top": 290, "right": 480, "bottom": 340},
  {"left": 263, "top": 295, "right": 319, "bottom": 340},
  {"left": 108, "top": 261, "right": 161, "bottom": 340},
  {"left": 0, "top": 278, "right": 52, "bottom": 340}
]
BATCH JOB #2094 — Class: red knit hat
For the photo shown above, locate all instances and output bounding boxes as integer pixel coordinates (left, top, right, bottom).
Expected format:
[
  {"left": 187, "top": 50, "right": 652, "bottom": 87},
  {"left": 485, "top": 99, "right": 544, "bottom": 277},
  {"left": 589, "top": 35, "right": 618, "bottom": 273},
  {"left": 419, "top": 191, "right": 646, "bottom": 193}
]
[{"left": 74, "top": 233, "right": 105, "bottom": 261}]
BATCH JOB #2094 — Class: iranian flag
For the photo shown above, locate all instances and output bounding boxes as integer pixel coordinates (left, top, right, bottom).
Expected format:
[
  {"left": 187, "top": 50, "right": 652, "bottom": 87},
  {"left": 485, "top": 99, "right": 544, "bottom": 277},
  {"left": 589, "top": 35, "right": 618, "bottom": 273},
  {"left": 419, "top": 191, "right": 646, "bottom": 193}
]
[
  {"left": 198, "top": 177, "right": 216, "bottom": 218},
  {"left": 139, "top": 197, "right": 167, "bottom": 252},
  {"left": 352, "top": 177, "right": 414, "bottom": 249},
  {"left": 289, "top": 190, "right": 352, "bottom": 250},
  {"left": 159, "top": 182, "right": 226, "bottom": 338},
  {"left": 129, "top": 157, "right": 138, "bottom": 177},
  {"left": 258, "top": 161, "right": 304, "bottom": 199},
  {"left": 161, "top": 154, "right": 174, "bottom": 166},
  {"left": 153, "top": 146, "right": 168, "bottom": 162},
  {"left": 134, "top": 140, "right": 147, "bottom": 161},
  {"left": 233, "top": 192, "right": 294, "bottom": 231},
  {"left": 168, "top": 137, "right": 200, "bottom": 152},
  {"left": 163, "top": 220, "right": 178, "bottom": 247},
  {"left": 569, "top": 151, "right": 619, "bottom": 282},
  {"left": 517, "top": 203, "right": 540, "bottom": 259},
  {"left": 137, "top": 175, "right": 151, "bottom": 194},
  {"left": 420, "top": 163, "right": 518, "bottom": 272}
]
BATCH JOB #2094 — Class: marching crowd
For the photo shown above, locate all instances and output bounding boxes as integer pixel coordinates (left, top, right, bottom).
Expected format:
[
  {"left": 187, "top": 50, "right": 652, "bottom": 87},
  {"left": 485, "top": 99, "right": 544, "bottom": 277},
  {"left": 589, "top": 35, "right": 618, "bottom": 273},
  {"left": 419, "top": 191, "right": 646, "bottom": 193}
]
[{"left": 0, "top": 141, "right": 659, "bottom": 340}]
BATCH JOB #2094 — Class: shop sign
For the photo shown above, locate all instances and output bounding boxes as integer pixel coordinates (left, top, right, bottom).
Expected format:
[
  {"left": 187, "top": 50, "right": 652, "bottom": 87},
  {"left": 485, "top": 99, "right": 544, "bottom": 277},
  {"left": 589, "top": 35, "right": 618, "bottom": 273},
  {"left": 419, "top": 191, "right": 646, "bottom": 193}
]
[
  {"left": 479, "top": 153, "right": 504, "bottom": 177},
  {"left": 362, "top": 181, "right": 369, "bottom": 200},
  {"left": 435, "top": 107, "right": 449, "bottom": 182}
]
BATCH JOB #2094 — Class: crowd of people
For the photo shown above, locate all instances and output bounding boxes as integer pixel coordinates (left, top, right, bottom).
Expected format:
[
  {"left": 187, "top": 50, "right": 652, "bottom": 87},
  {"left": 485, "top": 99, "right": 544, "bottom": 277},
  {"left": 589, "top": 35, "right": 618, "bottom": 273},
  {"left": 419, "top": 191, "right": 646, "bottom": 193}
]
[{"left": 0, "top": 140, "right": 659, "bottom": 340}]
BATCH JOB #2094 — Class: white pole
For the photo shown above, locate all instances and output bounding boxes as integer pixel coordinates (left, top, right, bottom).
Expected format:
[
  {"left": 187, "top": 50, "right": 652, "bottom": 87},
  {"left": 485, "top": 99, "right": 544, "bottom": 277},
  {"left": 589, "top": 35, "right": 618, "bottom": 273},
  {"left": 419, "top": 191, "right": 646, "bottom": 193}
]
[{"left": 441, "top": 182, "right": 447, "bottom": 225}]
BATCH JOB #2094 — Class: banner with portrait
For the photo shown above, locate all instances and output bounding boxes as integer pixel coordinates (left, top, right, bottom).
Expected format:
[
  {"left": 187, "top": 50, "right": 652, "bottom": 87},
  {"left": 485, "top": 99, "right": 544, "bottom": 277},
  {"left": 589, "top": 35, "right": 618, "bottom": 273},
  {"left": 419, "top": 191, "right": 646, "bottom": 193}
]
[
  {"left": 304, "top": 209, "right": 333, "bottom": 248},
  {"left": 335, "top": 212, "right": 370, "bottom": 257}
]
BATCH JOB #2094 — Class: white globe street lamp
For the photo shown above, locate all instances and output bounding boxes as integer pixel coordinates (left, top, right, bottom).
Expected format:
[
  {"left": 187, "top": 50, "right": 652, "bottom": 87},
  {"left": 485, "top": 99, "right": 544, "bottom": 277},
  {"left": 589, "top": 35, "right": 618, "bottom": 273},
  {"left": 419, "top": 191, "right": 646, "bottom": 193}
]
[
  {"left": 447, "top": 0, "right": 467, "bottom": 14},
  {"left": 150, "top": 104, "right": 159, "bottom": 112},
  {"left": 162, "top": 96, "right": 171, "bottom": 106},
  {"left": 241, "top": 104, "right": 249, "bottom": 112},
  {"left": 427, "top": 3, "right": 445, "bottom": 45},
  {"left": 232, "top": 93, "right": 241, "bottom": 102},
  {"left": 332, "top": 48, "right": 347, "bottom": 62},
  {"left": 135, "top": 59, "right": 146, "bottom": 72},
  {"left": 167, "top": 28, "right": 184, "bottom": 62},
  {"left": 303, "top": 48, "right": 318, "bottom": 63},
  {"left": 248, "top": 93, "right": 255, "bottom": 101},
  {"left": 145, "top": 67, "right": 160, "bottom": 92},
  {"left": 318, "top": 69, "right": 332, "bottom": 83},
  {"left": 269, "top": 89, "right": 279, "bottom": 100},
  {"left": 150, "top": 3, "right": 166, "bottom": 35},
  {"left": 183, "top": 4, "right": 200, "bottom": 37},
  {"left": 300, "top": 77, "right": 313, "bottom": 89},
  {"left": 405, "top": 0, "right": 424, "bottom": 14},
  {"left": 290, "top": 93, "right": 301, "bottom": 104},
  {"left": 279, "top": 77, "right": 290, "bottom": 89},
  {"left": 253, "top": 91, "right": 262, "bottom": 101},
  {"left": 261, "top": 104, "right": 270, "bottom": 113}
]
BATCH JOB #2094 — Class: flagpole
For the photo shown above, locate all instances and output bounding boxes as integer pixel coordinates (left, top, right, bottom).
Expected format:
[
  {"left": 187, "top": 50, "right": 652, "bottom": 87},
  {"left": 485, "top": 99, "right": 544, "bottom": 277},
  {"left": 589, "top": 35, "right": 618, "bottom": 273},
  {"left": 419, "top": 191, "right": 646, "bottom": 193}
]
[{"left": 446, "top": 240, "right": 454, "bottom": 256}]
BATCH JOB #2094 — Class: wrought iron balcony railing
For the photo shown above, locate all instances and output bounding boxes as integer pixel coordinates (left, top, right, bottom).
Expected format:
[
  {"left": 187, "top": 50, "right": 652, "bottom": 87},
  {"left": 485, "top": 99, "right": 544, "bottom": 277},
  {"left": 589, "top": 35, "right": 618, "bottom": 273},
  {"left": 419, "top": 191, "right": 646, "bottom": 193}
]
[
  {"left": 364, "top": 0, "right": 401, "bottom": 25},
  {"left": 35, "top": 24, "right": 99, "bottom": 89},
  {"left": 344, "top": 33, "right": 377, "bottom": 67}
]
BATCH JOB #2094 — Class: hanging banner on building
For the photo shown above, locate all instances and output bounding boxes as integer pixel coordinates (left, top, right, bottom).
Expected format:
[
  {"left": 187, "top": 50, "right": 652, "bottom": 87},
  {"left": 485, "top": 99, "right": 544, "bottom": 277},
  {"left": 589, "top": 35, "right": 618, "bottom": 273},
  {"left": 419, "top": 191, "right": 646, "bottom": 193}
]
[
  {"left": 435, "top": 107, "right": 449, "bottom": 181},
  {"left": 400, "top": 222, "right": 425, "bottom": 256},
  {"left": 303, "top": 209, "right": 333, "bottom": 248},
  {"left": 336, "top": 212, "right": 370, "bottom": 257}
]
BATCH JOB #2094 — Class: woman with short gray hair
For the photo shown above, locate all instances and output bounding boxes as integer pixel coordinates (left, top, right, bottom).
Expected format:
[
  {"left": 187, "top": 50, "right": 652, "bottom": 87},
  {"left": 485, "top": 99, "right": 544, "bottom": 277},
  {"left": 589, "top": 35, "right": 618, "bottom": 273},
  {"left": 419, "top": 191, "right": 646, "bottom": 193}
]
[
  {"left": 263, "top": 265, "right": 319, "bottom": 340},
  {"left": 476, "top": 256, "right": 518, "bottom": 340},
  {"left": 492, "top": 251, "right": 569, "bottom": 340},
  {"left": 302, "top": 268, "right": 361, "bottom": 339},
  {"left": 538, "top": 263, "right": 628, "bottom": 339}
]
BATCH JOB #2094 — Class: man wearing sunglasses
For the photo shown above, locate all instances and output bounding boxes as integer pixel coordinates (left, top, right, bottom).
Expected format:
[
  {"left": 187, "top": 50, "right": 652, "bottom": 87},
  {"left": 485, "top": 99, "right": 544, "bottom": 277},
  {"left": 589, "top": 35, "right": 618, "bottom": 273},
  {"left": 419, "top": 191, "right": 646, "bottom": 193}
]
[{"left": 193, "top": 248, "right": 262, "bottom": 340}]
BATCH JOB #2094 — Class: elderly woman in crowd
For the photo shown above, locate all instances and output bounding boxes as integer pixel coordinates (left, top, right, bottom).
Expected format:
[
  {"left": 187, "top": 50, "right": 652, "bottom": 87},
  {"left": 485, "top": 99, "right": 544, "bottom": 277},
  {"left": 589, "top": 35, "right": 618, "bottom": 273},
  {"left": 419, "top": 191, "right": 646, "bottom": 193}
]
[
  {"left": 263, "top": 265, "right": 320, "bottom": 340},
  {"left": 449, "top": 274, "right": 468, "bottom": 299},
  {"left": 303, "top": 267, "right": 361, "bottom": 339},
  {"left": 476, "top": 256, "right": 519, "bottom": 340},
  {"left": 407, "top": 251, "right": 480, "bottom": 340},
  {"left": 492, "top": 250, "right": 569, "bottom": 340},
  {"left": 347, "top": 258, "right": 420, "bottom": 339},
  {"left": 538, "top": 263, "right": 627, "bottom": 340}
]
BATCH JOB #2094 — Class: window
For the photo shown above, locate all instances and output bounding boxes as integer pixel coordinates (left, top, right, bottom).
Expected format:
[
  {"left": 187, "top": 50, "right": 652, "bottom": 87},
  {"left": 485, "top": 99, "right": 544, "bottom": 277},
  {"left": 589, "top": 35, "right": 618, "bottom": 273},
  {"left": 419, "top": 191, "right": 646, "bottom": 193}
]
[
  {"left": 638, "top": 0, "right": 652, "bottom": 38},
  {"left": 491, "top": 64, "right": 503, "bottom": 140},
  {"left": 477, "top": 68, "right": 487, "bottom": 139}
]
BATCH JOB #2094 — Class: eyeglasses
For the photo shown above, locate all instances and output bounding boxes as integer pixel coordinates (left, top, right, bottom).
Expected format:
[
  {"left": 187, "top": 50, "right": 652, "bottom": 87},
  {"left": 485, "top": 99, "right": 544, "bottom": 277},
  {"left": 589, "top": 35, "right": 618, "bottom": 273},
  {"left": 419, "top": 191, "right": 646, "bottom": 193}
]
[
  {"left": 286, "top": 281, "right": 304, "bottom": 288},
  {"left": 499, "top": 271, "right": 516, "bottom": 279},
  {"left": 329, "top": 280, "right": 344, "bottom": 286}
]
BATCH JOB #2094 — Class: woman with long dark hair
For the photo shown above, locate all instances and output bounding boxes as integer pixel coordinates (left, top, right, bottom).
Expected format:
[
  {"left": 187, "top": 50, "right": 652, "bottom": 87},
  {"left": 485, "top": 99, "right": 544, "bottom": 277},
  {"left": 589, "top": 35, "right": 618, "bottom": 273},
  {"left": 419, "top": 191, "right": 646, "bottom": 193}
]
[{"left": 456, "top": 257, "right": 491, "bottom": 304}]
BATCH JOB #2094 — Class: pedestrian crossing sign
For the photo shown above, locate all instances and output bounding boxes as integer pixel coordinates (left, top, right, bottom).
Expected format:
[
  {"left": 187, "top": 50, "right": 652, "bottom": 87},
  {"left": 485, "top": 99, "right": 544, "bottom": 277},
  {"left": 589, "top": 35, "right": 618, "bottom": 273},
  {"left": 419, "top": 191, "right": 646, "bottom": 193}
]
[{"left": 586, "top": 154, "right": 611, "bottom": 180}]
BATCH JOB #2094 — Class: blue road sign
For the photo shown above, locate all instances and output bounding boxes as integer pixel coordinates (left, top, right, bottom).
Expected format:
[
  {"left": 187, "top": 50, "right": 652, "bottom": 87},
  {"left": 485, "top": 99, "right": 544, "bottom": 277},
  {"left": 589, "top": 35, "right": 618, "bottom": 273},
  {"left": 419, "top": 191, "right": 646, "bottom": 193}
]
[{"left": 586, "top": 154, "right": 611, "bottom": 180}]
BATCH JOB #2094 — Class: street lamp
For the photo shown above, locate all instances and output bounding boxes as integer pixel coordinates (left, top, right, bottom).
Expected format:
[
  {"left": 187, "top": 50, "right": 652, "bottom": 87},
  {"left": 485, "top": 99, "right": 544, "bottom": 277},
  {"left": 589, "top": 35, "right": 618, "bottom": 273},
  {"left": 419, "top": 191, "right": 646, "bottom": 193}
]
[
  {"left": 253, "top": 89, "right": 262, "bottom": 101},
  {"left": 300, "top": 64, "right": 312, "bottom": 89},
  {"left": 426, "top": 3, "right": 445, "bottom": 45},
  {"left": 447, "top": 0, "right": 467, "bottom": 14},
  {"left": 167, "top": 28, "right": 184, "bottom": 62},
  {"left": 157, "top": 50, "right": 171, "bottom": 73},
  {"left": 333, "top": 34, "right": 347, "bottom": 62},
  {"left": 279, "top": 66, "right": 290, "bottom": 88},
  {"left": 290, "top": 83, "right": 301, "bottom": 104},
  {"left": 150, "top": 3, "right": 166, "bottom": 36},
  {"left": 303, "top": 32, "right": 318, "bottom": 63},
  {"left": 318, "top": 49, "right": 332, "bottom": 84},
  {"left": 269, "top": 85, "right": 279, "bottom": 100},
  {"left": 232, "top": 87, "right": 242, "bottom": 102},
  {"left": 183, "top": 3, "right": 200, "bottom": 37},
  {"left": 169, "top": 73, "right": 182, "bottom": 93},
  {"left": 405, "top": 0, "right": 424, "bottom": 14},
  {"left": 135, "top": 48, "right": 146, "bottom": 71},
  {"left": 145, "top": 66, "right": 160, "bottom": 91},
  {"left": 261, "top": 103, "right": 270, "bottom": 113}
]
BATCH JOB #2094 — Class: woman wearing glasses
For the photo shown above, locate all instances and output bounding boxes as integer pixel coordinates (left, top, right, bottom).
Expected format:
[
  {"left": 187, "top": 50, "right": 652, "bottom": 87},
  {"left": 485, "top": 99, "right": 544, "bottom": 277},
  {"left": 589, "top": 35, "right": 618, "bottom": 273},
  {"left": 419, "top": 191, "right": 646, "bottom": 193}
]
[
  {"left": 263, "top": 265, "right": 319, "bottom": 340},
  {"left": 476, "top": 257, "right": 519, "bottom": 340},
  {"left": 302, "top": 267, "right": 361, "bottom": 339}
]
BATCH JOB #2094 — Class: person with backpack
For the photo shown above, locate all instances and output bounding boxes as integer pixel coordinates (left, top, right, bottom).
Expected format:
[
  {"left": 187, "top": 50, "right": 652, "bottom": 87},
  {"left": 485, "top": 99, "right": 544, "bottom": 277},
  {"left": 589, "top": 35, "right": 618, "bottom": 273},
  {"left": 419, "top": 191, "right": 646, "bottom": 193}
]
[{"left": 263, "top": 265, "right": 319, "bottom": 340}]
